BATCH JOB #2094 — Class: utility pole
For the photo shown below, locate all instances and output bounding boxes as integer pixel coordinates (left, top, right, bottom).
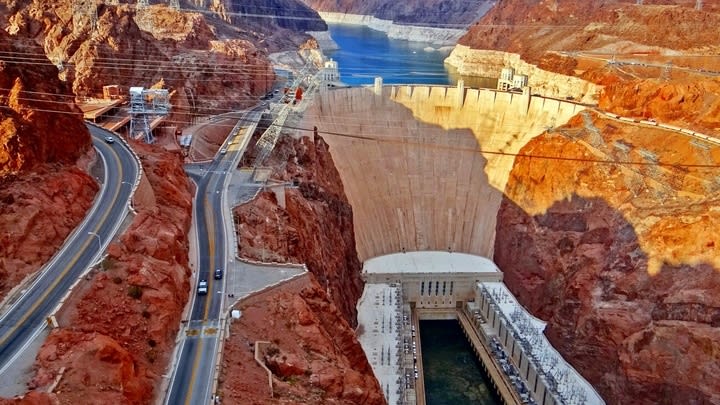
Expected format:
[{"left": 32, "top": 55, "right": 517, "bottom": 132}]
[
  {"left": 169, "top": 0, "right": 180, "bottom": 9},
  {"left": 73, "top": 0, "right": 98, "bottom": 31}
]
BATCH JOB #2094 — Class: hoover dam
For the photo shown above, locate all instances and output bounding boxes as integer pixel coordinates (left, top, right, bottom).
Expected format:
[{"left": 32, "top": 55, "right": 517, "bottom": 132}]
[
  {"left": 298, "top": 84, "right": 586, "bottom": 261},
  {"left": 291, "top": 82, "right": 603, "bottom": 405}
]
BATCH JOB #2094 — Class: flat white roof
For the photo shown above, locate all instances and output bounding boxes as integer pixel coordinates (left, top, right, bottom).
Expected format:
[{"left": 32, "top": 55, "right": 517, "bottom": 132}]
[{"left": 364, "top": 251, "right": 499, "bottom": 274}]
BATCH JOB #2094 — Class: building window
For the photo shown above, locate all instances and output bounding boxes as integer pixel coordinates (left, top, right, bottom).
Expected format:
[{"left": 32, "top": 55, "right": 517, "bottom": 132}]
[
  {"left": 428, "top": 281, "right": 432, "bottom": 296},
  {"left": 435, "top": 282, "right": 439, "bottom": 296},
  {"left": 421, "top": 281, "right": 424, "bottom": 296},
  {"left": 450, "top": 281, "right": 454, "bottom": 295},
  {"left": 442, "top": 281, "right": 446, "bottom": 295}
]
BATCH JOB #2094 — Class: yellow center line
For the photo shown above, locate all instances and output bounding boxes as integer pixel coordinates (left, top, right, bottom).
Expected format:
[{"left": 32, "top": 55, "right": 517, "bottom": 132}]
[
  {"left": 183, "top": 338, "right": 205, "bottom": 405},
  {"left": 0, "top": 139, "right": 125, "bottom": 347}
]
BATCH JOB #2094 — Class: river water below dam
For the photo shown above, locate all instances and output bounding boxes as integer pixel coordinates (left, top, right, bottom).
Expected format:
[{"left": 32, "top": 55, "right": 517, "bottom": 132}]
[
  {"left": 326, "top": 23, "right": 496, "bottom": 88},
  {"left": 421, "top": 320, "right": 501, "bottom": 405}
]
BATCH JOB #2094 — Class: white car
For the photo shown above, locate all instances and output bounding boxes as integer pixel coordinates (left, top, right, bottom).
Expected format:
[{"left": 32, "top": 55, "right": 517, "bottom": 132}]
[
  {"left": 219, "top": 148, "right": 227, "bottom": 155},
  {"left": 104, "top": 136, "right": 115, "bottom": 144},
  {"left": 197, "top": 280, "right": 208, "bottom": 295}
]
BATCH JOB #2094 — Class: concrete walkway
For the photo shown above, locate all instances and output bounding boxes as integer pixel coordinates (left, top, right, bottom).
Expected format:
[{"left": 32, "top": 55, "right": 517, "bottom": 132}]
[{"left": 223, "top": 260, "right": 305, "bottom": 310}]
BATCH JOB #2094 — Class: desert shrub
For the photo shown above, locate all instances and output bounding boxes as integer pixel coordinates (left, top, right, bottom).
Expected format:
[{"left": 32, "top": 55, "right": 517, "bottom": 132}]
[{"left": 127, "top": 285, "right": 143, "bottom": 299}]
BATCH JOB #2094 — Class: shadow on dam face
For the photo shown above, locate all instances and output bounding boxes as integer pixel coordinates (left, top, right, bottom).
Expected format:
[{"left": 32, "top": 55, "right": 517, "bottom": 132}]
[{"left": 295, "top": 85, "right": 585, "bottom": 262}]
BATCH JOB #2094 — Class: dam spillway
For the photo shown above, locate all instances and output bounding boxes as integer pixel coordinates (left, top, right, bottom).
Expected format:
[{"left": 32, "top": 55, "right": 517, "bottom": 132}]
[{"left": 296, "top": 85, "right": 585, "bottom": 261}]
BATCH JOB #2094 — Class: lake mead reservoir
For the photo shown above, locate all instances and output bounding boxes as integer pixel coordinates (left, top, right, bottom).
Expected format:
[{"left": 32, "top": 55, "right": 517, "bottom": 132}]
[{"left": 325, "top": 24, "right": 496, "bottom": 88}]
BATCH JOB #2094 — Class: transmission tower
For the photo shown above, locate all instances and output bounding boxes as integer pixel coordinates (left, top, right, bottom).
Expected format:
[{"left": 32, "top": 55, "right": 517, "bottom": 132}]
[
  {"left": 661, "top": 61, "right": 673, "bottom": 80},
  {"left": 128, "top": 87, "right": 170, "bottom": 144},
  {"left": 73, "top": 0, "right": 98, "bottom": 31},
  {"left": 169, "top": 0, "right": 180, "bottom": 9},
  {"left": 696, "top": 0, "right": 703, "bottom": 11}
]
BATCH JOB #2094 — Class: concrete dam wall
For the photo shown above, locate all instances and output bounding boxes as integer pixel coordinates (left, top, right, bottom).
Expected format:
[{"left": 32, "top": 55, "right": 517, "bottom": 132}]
[{"left": 295, "top": 85, "right": 585, "bottom": 262}]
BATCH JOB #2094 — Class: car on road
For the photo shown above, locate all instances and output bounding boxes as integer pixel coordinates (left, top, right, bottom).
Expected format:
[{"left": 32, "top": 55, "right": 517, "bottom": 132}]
[
  {"left": 197, "top": 279, "right": 208, "bottom": 295},
  {"left": 104, "top": 136, "right": 115, "bottom": 144},
  {"left": 219, "top": 148, "right": 227, "bottom": 155},
  {"left": 214, "top": 268, "right": 223, "bottom": 279}
]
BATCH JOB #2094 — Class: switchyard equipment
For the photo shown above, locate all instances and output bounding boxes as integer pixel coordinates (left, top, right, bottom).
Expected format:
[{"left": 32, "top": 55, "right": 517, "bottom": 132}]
[{"left": 128, "top": 87, "right": 170, "bottom": 144}]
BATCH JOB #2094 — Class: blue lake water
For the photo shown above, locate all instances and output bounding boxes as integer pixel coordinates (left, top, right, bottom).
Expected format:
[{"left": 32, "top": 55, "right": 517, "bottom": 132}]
[
  {"left": 420, "top": 320, "right": 502, "bottom": 405},
  {"left": 325, "top": 24, "right": 496, "bottom": 88}
]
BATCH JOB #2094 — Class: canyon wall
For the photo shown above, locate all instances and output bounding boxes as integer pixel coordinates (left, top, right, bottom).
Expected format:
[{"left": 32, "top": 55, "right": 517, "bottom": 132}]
[
  {"left": 226, "top": 129, "right": 384, "bottom": 402},
  {"left": 0, "top": 29, "right": 91, "bottom": 176},
  {"left": 295, "top": 86, "right": 583, "bottom": 262},
  {"left": 317, "top": 12, "right": 466, "bottom": 45},
  {"left": 218, "top": 275, "right": 384, "bottom": 404},
  {"left": 235, "top": 133, "right": 364, "bottom": 324},
  {"left": 302, "top": 0, "right": 492, "bottom": 26},
  {"left": 16, "top": 142, "right": 193, "bottom": 404},
  {"left": 495, "top": 114, "right": 720, "bottom": 404},
  {"left": 0, "top": 28, "right": 96, "bottom": 300},
  {"left": 1, "top": 1, "right": 274, "bottom": 120}
]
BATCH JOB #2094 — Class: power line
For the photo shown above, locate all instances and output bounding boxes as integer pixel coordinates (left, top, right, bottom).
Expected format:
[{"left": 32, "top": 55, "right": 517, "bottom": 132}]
[{"left": 2, "top": 102, "right": 719, "bottom": 171}]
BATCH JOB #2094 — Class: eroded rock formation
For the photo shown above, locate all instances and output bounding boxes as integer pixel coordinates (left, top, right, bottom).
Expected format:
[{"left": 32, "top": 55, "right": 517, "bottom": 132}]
[
  {"left": 0, "top": 28, "right": 96, "bottom": 299},
  {"left": 1, "top": 1, "right": 274, "bottom": 119},
  {"left": 0, "top": 29, "right": 91, "bottom": 176},
  {"left": 219, "top": 275, "right": 384, "bottom": 404},
  {"left": 495, "top": 115, "right": 720, "bottom": 404},
  {"left": 235, "top": 133, "right": 363, "bottom": 323},
  {"left": 14, "top": 143, "right": 192, "bottom": 404},
  {"left": 301, "top": 0, "right": 492, "bottom": 25}
]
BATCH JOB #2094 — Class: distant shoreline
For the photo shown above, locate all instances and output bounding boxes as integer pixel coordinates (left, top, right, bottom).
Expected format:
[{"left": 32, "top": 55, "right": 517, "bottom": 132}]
[{"left": 317, "top": 12, "right": 466, "bottom": 47}]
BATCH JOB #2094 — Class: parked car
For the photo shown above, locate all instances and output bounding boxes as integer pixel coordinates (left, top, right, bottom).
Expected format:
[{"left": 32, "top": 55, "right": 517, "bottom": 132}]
[{"left": 197, "top": 279, "right": 208, "bottom": 295}]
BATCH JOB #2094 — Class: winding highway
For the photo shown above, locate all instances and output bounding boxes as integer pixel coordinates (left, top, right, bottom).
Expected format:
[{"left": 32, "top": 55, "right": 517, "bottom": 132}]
[
  {"left": 164, "top": 108, "right": 262, "bottom": 405},
  {"left": 0, "top": 124, "right": 139, "bottom": 373}
]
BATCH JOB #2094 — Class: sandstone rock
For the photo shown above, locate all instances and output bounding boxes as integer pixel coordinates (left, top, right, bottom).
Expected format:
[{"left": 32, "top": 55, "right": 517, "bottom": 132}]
[
  {"left": 235, "top": 134, "right": 364, "bottom": 325},
  {"left": 496, "top": 116, "right": 720, "bottom": 403},
  {"left": 14, "top": 143, "right": 192, "bottom": 404},
  {"left": 219, "top": 274, "right": 384, "bottom": 404}
]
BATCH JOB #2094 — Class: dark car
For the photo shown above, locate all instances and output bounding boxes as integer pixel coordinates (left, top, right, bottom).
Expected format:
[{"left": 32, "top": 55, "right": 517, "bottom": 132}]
[{"left": 214, "top": 268, "right": 223, "bottom": 280}]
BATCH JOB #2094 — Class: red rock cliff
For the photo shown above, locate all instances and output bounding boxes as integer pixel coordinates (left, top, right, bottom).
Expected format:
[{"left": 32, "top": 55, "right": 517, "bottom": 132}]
[
  {"left": 219, "top": 275, "right": 384, "bottom": 404},
  {"left": 235, "top": 133, "right": 364, "bottom": 324},
  {"left": 6, "top": 143, "right": 193, "bottom": 404},
  {"left": 0, "top": 29, "right": 91, "bottom": 175},
  {"left": 495, "top": 114, "right": 720, "bottom": 404},
  {"left": 1, "top": 1, "right": 274, "bottom": 120},
  {"left": 0, "top": 28, "right": 96, "bottom": 300}
]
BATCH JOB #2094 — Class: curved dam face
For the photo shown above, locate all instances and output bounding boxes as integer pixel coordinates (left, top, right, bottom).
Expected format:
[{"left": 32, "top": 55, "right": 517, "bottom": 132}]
[{"left": 296, "top": 85, "right": 585, "bottom": 261}]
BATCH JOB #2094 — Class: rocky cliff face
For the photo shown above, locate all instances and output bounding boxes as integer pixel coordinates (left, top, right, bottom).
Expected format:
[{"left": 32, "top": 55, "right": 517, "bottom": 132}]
[
  {"left": 10, "top": 143, "right": 193, "bottom": 404},
  {"left": 599, "top": 78, "right": 720, "bottom": 136},
  {"left": 219, "top": 275, "right": 384, "bottom": 404},
  {"left": 495, "top": 114, "right": 720, "bottom": 404},
  {"left": 235, "top": 133, "right": 364, "bottom": 324},
  {"left": 459, "top": 1, "right": 720, "bottom": 65},
  {"left": 0, "top": 27, "right": 96, "bottom": 299},
  {"left": 1, "top": 1, "right": 274, "bottom": 120},
  {"left": 301, "top": 0, "right": 492, "bottom": 25},
  {"left": 0, "top": 29, "right": 91, "bottom": 176}
]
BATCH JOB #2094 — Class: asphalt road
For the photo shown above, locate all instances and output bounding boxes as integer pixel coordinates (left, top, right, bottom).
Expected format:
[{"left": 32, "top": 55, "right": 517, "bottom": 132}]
[
  {"left": 165, "top": 109, "right": 261, "bottom": 405},
  {"left": 0, "top": 124, "right": 139, "bottom": 373}
]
